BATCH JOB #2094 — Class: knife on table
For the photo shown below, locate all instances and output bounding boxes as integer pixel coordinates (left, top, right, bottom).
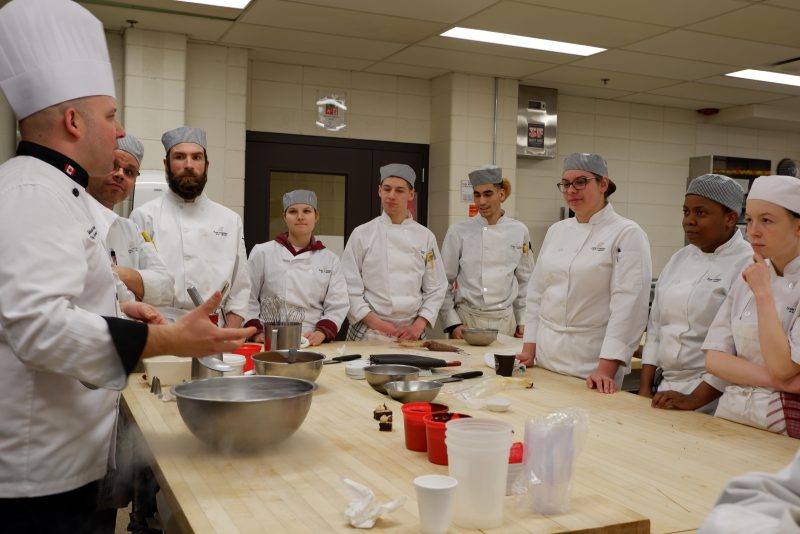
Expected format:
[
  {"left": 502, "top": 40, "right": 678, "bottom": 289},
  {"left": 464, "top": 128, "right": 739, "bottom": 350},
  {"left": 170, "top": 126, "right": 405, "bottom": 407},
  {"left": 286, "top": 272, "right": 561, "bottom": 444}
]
[
  {"left": 431, "top": 371, "right": 483, "bottom": 383},
  {"left": 323, "top": 354, "right": 363, "bottom": 365}
]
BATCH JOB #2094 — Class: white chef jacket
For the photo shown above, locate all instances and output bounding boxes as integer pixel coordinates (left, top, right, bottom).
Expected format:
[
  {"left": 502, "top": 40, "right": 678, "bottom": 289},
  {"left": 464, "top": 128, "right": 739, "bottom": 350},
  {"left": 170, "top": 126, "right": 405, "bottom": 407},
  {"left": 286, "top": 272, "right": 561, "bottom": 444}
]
[
  {"left": 130, "top": 190, "right": 250, "bottom": 319},
  {"left": 0, "top": 148, "right": 145, "bottom": 498},
  {"left": 94, "top": 205, "right": 174, "bottom": 307},
  {"left": 702, "top": 256, "right": 800, "bottom": 434},
  {"left": 246, "top": 239, "right": 349, "bottom": 335},
  {"left": 439, "top": 213, "right": 534, "bottom": 330},
  {"left": 699, "top": 448, "right": 800, "bottom": 534},
  {"left": 341, "top": 212, "right": 447, "bottom": 328},
  {"left": 643, "top": 231, "right": 752, "bottom": 399},
  {"left": 522, "top": 203, "right": 652, "bottom": 385}
]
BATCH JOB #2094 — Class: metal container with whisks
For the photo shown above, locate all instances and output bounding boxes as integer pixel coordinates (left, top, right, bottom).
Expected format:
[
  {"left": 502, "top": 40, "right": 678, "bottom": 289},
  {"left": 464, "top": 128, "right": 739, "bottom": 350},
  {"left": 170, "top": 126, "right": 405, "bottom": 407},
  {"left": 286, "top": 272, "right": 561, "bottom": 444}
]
[{"left": 260, "top": 296, "right": 306, "bottom": 349}]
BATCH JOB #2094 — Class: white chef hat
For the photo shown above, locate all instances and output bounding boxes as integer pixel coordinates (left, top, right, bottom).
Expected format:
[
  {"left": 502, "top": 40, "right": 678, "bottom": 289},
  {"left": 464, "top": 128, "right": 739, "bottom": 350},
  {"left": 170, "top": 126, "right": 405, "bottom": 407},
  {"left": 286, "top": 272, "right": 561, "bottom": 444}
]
[
  {"left": 0, "top": 0, "right": 116, "bottom": 120},
  {"left": 117, "top": 134, "right": 144, "bottom": 166},
  {"left": 748, "top": 175, "right": 800, "bottom": 214},
  {"left": 380, "top": 163, "right": 416, "bottom": 188},
  {"left": 469, "top": 165, "right": 502, "bottom": 186},
  {"left": 162, "top": 127, "right": 207, "bottom": 153},
  {"left": 283, "top": 189, "right": 317, "bottom": 211}
]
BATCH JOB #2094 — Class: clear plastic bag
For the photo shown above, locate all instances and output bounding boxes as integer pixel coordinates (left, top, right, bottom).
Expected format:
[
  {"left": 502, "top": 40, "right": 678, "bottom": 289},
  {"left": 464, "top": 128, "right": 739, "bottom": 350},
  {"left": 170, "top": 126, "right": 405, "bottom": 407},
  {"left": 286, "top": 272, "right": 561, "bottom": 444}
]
[
  {"left": 448, "top": 375, "right": 533, "bottom": 409},
  {"left": 512, "top": 408, "right": 589, "bottom": 515}
]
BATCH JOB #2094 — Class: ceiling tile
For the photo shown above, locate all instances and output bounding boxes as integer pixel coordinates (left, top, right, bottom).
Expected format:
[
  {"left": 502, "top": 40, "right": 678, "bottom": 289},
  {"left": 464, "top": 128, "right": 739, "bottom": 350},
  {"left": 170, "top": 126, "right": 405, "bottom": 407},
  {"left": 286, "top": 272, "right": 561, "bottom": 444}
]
[
  {"left": 624, "top": 30, "right": 799, "bottom": 67},
  {"left": 240, "top": 0, "right": 447, "bottom": 42},
  {"left": 511, "top": 0, "right": 748, "bottom": 27},
  {"left": 527, "top": 65, "right": 680, "bottom": 92},
  {"left": 365, "top": 62, "right": 449, "bottom": 79},
  {"left": 279, "top": 0, "right": 497, "bottom": 24},
  {"left": 386, "top": 46, "right": 553, "bottom": 78},
  {"left": 688, "top": 4, "right": 800, "bottom": 47},
  {"left": 617, "top": 92, "right": 730, "bottom": 110},
  {"left": 459, "top": 1, "right": 669, "bottom": 48},
  {"left": 247, "top": 48, "right": 373, "bottom": 71},
  {"left": 572, "top": 50, "right": 735, "bottom": 80},
  {"left": 83, "top": 3, "right": 233, "bottom": 41},
  {"left": 223, "top": 23, "right": 405, "bottom": 60},
  {"left": 650, "top": 82, "right": 788, "bottom": 105},
  {"left": 518, "top": 80, "right": 634, "bottom": 100}
]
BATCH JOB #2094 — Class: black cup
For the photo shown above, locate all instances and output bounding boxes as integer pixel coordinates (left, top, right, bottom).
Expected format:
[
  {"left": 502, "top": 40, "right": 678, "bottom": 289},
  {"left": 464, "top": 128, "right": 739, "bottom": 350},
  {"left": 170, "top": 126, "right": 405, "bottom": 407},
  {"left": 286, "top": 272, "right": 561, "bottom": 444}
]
[{"left": 494, "top": 353, "right": 516, "bottom": 377}]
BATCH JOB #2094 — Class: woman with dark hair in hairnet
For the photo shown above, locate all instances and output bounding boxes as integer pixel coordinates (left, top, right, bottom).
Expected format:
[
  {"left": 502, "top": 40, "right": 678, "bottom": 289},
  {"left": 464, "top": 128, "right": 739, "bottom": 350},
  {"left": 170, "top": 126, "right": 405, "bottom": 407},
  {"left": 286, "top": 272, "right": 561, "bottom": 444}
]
[
  {"left": 517, "top": 153, "right": 652, "bottom": 393},
  {"left": 639, "top": 174, "right": 752, "bottom": 413}
]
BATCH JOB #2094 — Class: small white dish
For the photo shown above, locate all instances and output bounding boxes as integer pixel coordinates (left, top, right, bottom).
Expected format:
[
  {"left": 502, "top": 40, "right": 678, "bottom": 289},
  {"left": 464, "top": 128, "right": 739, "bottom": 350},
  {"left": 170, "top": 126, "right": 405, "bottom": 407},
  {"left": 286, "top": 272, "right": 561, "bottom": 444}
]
[
  {"left": 486, "top": 396, "right": 511, "bottom": 412},
  {"left": 299, "top": 336, "right": 311, "bottom": 349}
]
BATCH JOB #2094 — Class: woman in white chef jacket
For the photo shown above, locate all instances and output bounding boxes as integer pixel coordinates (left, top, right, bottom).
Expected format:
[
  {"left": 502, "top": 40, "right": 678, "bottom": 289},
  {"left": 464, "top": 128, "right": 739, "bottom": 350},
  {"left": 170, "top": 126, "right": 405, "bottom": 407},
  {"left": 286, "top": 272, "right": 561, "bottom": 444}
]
[
  {"left": 245, "top": 190, "right": 348, "bottom": 345},
  {"left": 439, "top": 165, "right": 534, "bottom": 338},
  {"left": 517, "top": 153, "right": 652, "bottom": 393},
  {"left": 703, "top": 174, "right": 800, "bottom": 437},
  {"left": 639, "top": 174, "right": 752, "bottom": 413}
]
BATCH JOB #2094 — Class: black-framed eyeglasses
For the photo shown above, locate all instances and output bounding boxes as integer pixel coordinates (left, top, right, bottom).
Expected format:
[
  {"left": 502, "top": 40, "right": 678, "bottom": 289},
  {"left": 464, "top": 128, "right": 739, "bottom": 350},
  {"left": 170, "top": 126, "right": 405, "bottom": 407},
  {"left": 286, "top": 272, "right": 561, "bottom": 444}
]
[{"left": 556, "top": 176, "right": 595, "bottom": 193}]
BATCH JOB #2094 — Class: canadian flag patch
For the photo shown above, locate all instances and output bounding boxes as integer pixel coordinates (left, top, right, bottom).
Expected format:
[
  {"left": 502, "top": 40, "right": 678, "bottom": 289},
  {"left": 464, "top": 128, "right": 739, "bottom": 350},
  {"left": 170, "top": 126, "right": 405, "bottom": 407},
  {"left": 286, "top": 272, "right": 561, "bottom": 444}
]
[{"left": 64, "top": 164, "right": 75, "bottom": 176}]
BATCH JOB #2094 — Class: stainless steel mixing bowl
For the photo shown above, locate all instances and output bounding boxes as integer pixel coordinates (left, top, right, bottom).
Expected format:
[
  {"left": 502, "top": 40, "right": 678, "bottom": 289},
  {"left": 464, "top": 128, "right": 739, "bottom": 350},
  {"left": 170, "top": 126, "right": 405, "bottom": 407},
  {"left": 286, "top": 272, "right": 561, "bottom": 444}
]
[
  {"left": 171, "top": 376, "right": 317, "bottom": 451},
  {"left": 384, "top": 380, "right": 441, "bottom": 403},
  {"left": 252, "top": 350, "right": 325, "bottom": 382},
  {"left": 364, "top": 364, "right": 420, "bottom": 394},
  {"left": 462, "top": 327, "right": 499, "bottom": 346}
]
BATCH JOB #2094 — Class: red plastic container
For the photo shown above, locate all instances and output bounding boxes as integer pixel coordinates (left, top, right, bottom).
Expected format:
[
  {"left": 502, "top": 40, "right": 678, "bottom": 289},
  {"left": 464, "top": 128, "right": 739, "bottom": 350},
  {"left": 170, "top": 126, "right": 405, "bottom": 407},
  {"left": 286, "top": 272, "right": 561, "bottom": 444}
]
[
  {"left": 424, "top": 412, "right": 472, "bottom": 465},
  {"left": 232, "top": 343, "right": 263, "bottom": 373},
  {"left": 401, "top": 402, "right": 449, "bottom": 452}
]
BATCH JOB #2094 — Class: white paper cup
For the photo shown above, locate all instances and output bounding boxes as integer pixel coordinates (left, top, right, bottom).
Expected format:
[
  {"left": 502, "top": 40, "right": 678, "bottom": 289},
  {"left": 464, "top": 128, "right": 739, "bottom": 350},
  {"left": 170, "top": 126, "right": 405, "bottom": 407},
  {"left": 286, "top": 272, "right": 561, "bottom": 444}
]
[
  {"left": 414, "top": 475, "right": 458, "bottom": 534},
  {"left": 221, "top": 354, "right": 246, "bottom": 376}
]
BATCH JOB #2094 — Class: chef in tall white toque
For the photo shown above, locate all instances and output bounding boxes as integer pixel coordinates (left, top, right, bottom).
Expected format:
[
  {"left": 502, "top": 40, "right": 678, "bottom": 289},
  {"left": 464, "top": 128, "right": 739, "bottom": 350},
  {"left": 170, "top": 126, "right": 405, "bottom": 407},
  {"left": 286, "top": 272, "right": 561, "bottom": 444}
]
[
  {"left": 130, "top": 126, "right": 251, "bottom": 328},
  {"left": 705, "top": 174, "right": 800, "bottom": 437},
  {"left": 640, "top": 174, "right": 752, "bottom": 413},
  {"left": 439, "top": 165, "right": 534, "bottom": 338},
  {"left": 87, "top": 134, "right": 174, "bottom": 306},
  {"left": 341, "top": 163, "right": 446, "bottom": 341},
  {"left": 0, "top": 1, "right": 254, "bottom": 531},
  {"left": 517, "top": 153, "right": 652, "bottom": 393}
]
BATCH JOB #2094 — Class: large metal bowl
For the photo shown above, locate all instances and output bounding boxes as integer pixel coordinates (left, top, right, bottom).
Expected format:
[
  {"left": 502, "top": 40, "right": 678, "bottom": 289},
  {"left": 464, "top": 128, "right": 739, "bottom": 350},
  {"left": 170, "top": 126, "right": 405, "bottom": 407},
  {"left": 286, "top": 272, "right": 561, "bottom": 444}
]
[
  {"left": 364, "top": 364, "right": 420, "bottom": 394},
  {"left": 462, "top": 327, "right": 499, "bottom": 346},
  {"left": 171, "top": 376, "right": 316, "bottom": 451},
  {"left": 252, "top": 350, "right": 325, "bottom": 382},
  {"left": 384, "top": 380, "right": 441, "bottom": 403}
]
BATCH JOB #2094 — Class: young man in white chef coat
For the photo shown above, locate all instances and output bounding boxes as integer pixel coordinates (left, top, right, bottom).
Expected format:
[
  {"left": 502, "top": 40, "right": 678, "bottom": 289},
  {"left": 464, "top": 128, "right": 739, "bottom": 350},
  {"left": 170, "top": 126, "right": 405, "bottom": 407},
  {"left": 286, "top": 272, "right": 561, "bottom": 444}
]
[
  {"left": 341, "top": 163, "right": 447, "bottom": 341},
  {"left": 130, "top": 127, "right": 250, "bottom": 328},
  {"left": 87, "top": 134, "right": 174, "bottom": 306},
  {"left": 439, "top": 165, "right": 534, "bottom": 338},
  {"left": 0, "top": 1, "right": 254, "bottom": 531}
]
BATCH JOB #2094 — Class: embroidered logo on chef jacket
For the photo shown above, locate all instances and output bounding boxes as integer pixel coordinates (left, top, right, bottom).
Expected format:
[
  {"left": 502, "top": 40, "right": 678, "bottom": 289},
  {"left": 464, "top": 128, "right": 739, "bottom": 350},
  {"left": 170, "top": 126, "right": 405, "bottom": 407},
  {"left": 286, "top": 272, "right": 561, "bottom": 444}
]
[
  {"left": 706, "top": 276, "right": 723, "bottom": 283},
  {"left": 87, "top": 225, "right": 97, "bottom": 240},
  {"left": 64, "top": 164, "right": 75, "bottom": 176},
  {"left": 511, "top": 244, "right": 523, "bottom": 251},
  {"left": 212, "top": 226, "right": 228, "bottom": 237},
  {"left": 591, "top": 241, "right": 606, "bottom": 252},
  {"left": 788, "top": 306, "right": 797, "bottom": 314},
  {"left": 318, "top": 268, "right": 332, "bottom": 274}
]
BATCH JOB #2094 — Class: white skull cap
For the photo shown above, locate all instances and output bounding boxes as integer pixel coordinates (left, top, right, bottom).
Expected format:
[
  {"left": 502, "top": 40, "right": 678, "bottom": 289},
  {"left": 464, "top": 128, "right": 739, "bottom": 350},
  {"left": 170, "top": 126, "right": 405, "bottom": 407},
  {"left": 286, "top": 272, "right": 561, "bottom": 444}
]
[
  {"left": 748, "top": 174, "right": 800, "bottom": 214},
  {"left": 0, "top": 0, "right": 116, "bottom": 120}
]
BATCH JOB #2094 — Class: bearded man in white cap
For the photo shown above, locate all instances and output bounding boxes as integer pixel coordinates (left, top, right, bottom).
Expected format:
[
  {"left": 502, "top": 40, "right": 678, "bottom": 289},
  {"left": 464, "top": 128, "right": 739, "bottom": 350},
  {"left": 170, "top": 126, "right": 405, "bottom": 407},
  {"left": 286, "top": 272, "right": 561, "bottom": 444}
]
[
  {"left": 0, "top": 1, "right": 254, "bottom": 530},
  {"left": 130, "top": 127, "right": 250, "bottom": 328},
  {"left": 87, "top": 134, "right": 174, "bottom": 306},
  {"left": 341, "top": 163, "right": 446, "bottom": 340},
  {"left": 439, "top": 165, "right": 534, "bottom": 339}
]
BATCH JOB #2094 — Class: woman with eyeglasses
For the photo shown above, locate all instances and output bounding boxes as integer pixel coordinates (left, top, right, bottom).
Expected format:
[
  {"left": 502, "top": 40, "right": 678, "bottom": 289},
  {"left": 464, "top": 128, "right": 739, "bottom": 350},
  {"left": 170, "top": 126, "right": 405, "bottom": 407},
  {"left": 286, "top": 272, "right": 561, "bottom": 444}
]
[
  {"left": 639, "top": 174, "right": 752, "bottom": 413},
  {"left": 517, "top": 153, "right": 652, "bottom": 393},
  {"left": 703, "top": 175, "right": 800, "bottom": 436}
]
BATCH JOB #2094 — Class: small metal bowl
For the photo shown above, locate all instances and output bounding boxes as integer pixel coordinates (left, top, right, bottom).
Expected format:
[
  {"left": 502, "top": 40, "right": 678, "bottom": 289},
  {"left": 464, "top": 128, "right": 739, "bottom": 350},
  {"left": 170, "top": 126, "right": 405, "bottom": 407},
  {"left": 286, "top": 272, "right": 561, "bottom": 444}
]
[
  {"left": 364, "top": 364, "right": 420, "bottom": 394},
  {"left": 384, "top": 380, "right": 441, "bottom": 403},
  {"left": 252, "top": 350, "right": 325, "bottom": 382},
  {"left": 462, "top": 327, "right": 499, "bottom": 346}
]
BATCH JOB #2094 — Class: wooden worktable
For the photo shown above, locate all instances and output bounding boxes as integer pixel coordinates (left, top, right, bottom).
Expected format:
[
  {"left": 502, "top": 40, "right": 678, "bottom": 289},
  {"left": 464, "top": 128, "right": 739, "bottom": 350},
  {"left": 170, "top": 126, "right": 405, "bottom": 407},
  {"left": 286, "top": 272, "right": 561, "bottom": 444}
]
[{"left": 123, "top": 340, "right": 798, "bottom": 533}]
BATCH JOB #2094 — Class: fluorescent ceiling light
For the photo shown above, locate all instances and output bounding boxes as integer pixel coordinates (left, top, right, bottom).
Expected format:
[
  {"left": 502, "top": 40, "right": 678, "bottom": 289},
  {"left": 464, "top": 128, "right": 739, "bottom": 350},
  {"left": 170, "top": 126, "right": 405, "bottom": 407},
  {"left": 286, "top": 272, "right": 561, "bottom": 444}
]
[
  {"left": 441, "top": 27, "right": 605, "bottom": 57},
  {"left": 726, "top": 69, "right": 800, "bottom": 88},
  {"left": 174, "top": 0, "right": 251, "bottom": 8}
]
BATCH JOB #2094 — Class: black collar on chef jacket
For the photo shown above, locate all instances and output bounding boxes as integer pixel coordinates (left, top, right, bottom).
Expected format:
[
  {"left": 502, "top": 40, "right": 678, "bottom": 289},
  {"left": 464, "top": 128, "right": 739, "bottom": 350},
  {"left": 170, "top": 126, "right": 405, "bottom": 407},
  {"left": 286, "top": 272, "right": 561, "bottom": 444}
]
[
  {"left": 17, "top": 141, "right": 89, "bottom": 192},
  {"left": 17, "top": 141, "right": 147, "bottom": 375}
]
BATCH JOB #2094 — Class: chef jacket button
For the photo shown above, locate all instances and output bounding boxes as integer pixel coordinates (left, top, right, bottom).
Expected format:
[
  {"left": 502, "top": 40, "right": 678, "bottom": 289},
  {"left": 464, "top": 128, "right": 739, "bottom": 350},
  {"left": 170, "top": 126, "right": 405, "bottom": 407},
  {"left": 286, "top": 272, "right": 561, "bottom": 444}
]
[
  {"left": 483, "top": 288, "right": 488, "bottom": 292},
  {"left": 745, "top": 311, "right": 751, "bottom": 317},
  {"left": 72, "top": 188, "right": 79, "bottom": 197}
]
